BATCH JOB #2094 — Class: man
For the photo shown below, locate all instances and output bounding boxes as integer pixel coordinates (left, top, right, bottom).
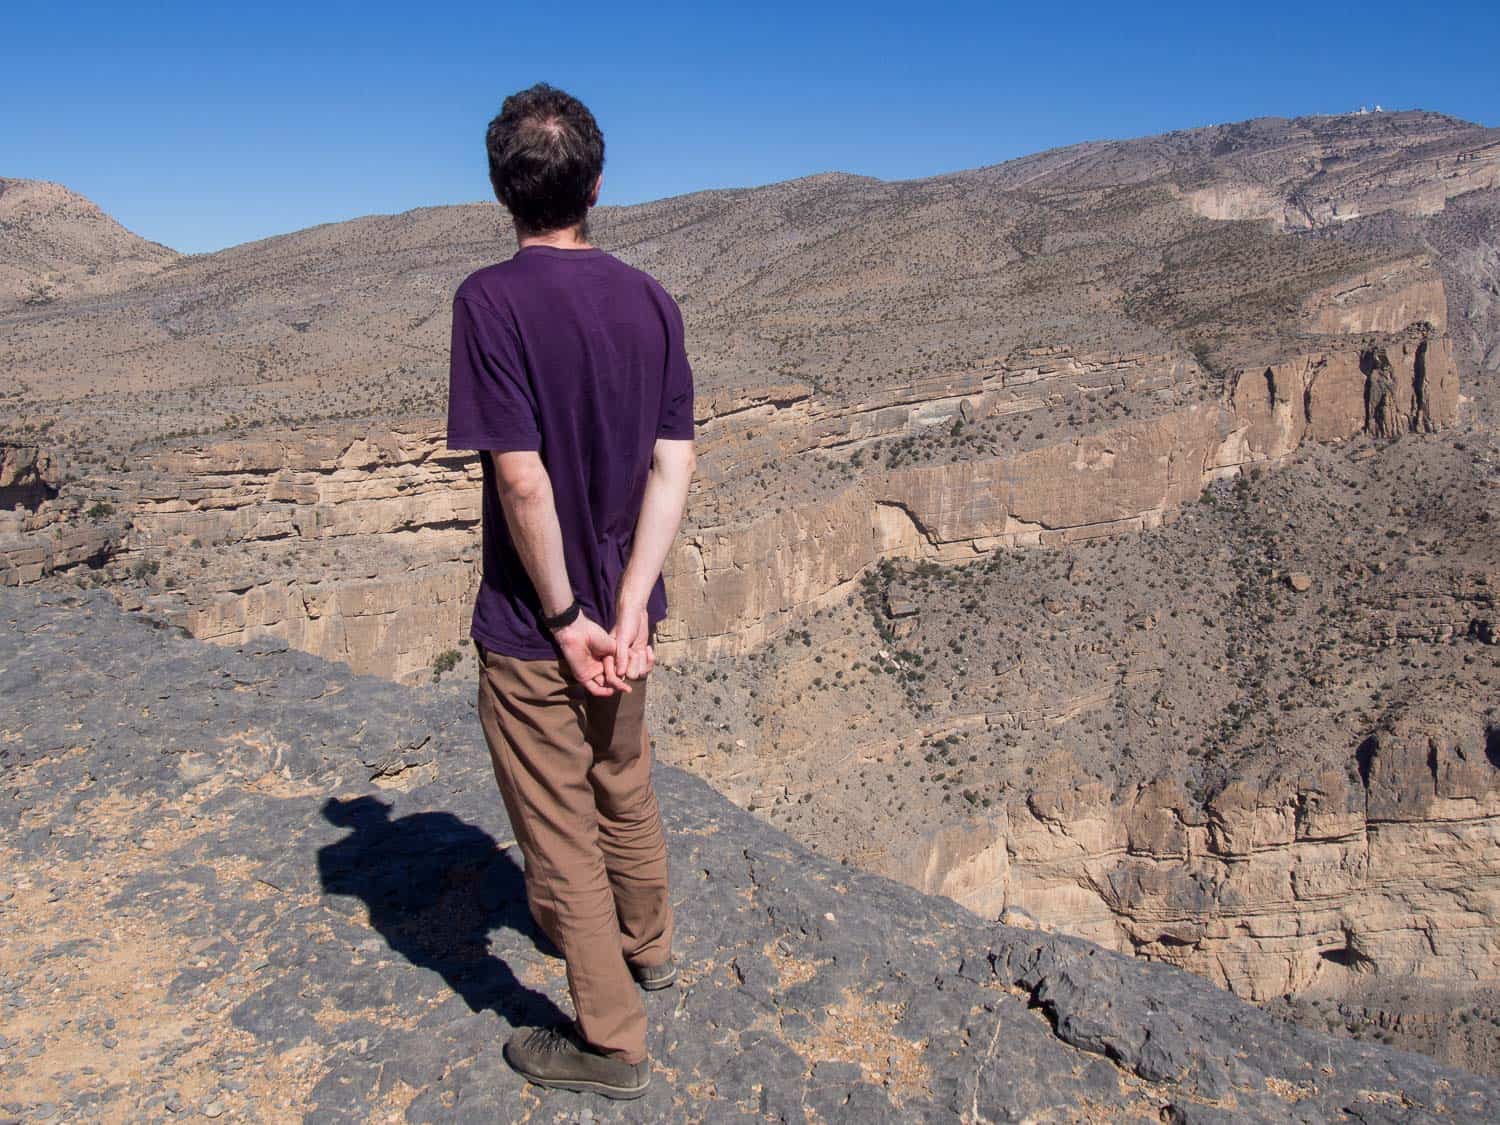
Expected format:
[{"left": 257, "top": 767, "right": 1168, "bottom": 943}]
[{"left": 445, "top": 83, "right": 696, "bottom": 1100}]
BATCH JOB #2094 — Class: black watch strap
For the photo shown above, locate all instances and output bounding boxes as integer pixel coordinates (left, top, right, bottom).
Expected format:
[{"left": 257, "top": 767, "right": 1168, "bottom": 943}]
[{"left": 541, "top": 599, "right": 582, "bottom": 632}]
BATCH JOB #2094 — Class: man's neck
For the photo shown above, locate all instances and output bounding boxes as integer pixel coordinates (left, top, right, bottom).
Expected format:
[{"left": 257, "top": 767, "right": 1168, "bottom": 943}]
[{"left": 515, "top": 223, "right": 593, "bottom": 251}]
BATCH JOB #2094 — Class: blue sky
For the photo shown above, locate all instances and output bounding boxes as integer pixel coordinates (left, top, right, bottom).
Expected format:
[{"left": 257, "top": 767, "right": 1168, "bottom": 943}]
[{"left": 6, "top": 1, "right": 1496, "bottom": 253}]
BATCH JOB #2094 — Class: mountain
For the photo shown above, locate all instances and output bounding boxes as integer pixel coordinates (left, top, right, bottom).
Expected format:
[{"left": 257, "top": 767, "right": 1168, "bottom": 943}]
[
  {"left": 1, "top": 109, "right": 1496, "bottom": 452},
  {"left": 0, "top": 177, "right": 178, "bottom": 309},
  {"left": 2, "top": 109, "right": 1498, "bottom": 1074}
]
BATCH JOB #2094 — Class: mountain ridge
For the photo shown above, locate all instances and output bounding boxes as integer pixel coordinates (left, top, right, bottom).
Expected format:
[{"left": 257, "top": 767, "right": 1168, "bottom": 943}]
[{"left": 4, "top": 107, "right": 1490, "bottom": 280}]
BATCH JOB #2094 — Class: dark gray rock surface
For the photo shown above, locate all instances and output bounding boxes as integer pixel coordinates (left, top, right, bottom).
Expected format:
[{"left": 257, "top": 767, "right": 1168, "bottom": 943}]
[{"left": 3, "top": 586, "right": 1499, "bottom": 1122}]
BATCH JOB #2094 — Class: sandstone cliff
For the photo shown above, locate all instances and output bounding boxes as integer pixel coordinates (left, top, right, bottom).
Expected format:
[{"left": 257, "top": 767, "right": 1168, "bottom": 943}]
[{"left": 0, "top": 318, "right": 1450, "bottom": 674}]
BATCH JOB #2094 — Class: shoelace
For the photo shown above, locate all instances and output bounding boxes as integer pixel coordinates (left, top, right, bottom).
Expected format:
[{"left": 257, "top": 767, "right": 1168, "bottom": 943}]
[{"left": 525, "top": 1027, "right": 575, "bottom": 1054}]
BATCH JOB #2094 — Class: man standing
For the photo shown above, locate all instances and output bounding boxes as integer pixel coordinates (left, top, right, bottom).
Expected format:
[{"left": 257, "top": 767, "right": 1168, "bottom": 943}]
[{"left": 445, "top": 83, "right": 696, "bottom": 1100}]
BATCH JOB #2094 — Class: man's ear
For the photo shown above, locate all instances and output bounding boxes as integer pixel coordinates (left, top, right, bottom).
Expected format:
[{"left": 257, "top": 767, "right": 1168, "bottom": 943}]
[{"left": 589, "top": 174, "right": 603, "bottom": 207}]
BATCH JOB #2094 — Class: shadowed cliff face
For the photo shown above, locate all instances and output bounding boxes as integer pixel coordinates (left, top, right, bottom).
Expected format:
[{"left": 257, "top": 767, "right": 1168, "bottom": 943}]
[
  {"left": 0, "top": 443, "right": 60, "bottom": 511},
  {"left": 5, "top": 585, "right": 1500, "bottom": 1121}
]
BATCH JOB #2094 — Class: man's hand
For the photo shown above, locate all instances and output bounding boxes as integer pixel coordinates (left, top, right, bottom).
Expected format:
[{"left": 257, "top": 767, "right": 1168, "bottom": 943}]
[
  {"left": 553, "top": 613, "right": 631, "bottom": 697},
  {"left": 611, "top": 598, "right": 656, "bottom": 682}
]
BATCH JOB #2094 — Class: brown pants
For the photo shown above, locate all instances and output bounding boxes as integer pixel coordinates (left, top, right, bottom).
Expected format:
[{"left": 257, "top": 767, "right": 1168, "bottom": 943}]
[{"left": 475, "top": 639, "right": 673, "bottom": 1064}]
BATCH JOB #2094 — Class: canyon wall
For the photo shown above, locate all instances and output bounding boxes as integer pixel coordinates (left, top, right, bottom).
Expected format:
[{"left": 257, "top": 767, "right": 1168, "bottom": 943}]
[
  {"left": 1183, "top": 136, "right": 1500, "bottom": 229},
  {"left": 0, "top": 442, "right": 60, "bottom": 510},
  {"left": 892, "top": 701, "right": 1500, "bottom": 1006},
  {"left": 659, "top": 326, "right": 1455, "bottom": 659},
  {"left": 0, "top": 322, "right": 1456, "bottom": 679},
  {"left": 0, "top": 442, "right": 118, "bottom": 585}
]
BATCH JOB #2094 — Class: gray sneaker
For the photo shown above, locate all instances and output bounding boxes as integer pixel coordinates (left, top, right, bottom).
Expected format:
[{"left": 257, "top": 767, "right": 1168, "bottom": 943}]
[
  {"left": 503, "top": 1024, "right": 651, "bottom": 1100},
  {"left": 629, "top": 956, "right": 677, "bottom": 991}
]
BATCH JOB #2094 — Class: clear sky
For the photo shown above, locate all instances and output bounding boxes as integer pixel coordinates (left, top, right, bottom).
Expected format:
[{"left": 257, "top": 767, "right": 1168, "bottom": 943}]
[{"left": 6, "top": 1, "right": 1496, "bottom": 254}]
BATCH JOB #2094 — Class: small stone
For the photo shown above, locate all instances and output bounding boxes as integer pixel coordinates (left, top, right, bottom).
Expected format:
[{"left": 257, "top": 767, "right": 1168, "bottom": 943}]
[
  {"left": 999, "top": 905, "right": 1042, "bottom": 931},
  {"left": 202, "top": 1098, "right": 225, "bottom": 1118},
  {"left": 1286, "top": 572, "right": 1313, "bottom": 592},
  {"left": 885, "top": 586, "right": 919, "bottom": 619}
]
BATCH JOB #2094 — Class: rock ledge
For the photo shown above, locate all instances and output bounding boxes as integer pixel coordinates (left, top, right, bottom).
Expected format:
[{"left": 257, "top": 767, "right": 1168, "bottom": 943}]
[{"left": 2, "top": 587, "right": 1498, "bottom": 1122}]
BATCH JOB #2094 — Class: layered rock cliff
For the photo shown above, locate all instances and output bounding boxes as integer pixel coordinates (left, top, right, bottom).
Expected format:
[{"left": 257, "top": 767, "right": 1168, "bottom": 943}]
[
  {"left": 652, "top": 432, "right": 1499, "bottom": 1071},
  {"left": 1, "top": 320, "right": 1455, "bottom": 676}
]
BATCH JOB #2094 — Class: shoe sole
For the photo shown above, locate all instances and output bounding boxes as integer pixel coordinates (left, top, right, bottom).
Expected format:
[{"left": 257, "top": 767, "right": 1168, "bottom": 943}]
[
  {"left": 504, "top": 1046, "right": 651, "bottom": 1101},
  {"left": 636, "top": 968, "right": 676, "bottom": 991},
  {"left": 514, "top": 1070, "right": 651, "bottom": 1100}
]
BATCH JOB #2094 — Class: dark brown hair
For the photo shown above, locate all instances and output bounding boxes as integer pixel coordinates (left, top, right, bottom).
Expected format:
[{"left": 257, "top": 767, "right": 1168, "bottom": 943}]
[{"left": 485, "top": 84, "right": 605, "bottom": 235}]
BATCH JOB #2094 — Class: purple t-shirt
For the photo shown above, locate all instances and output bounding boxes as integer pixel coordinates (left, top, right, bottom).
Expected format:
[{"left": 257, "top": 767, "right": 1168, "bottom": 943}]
[{"left": 445, "top": 244, "right": 695, "bottom": 659}]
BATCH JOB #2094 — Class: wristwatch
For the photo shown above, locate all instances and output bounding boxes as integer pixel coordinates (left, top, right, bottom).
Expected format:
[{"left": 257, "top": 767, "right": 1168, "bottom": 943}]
[{"left": 541, "top": 598, "right": 582, "bottom": 632}]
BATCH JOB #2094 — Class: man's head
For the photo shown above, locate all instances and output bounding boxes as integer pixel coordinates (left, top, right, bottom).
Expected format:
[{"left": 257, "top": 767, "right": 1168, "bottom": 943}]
[{"left": 486, "top": 84, "right": 604, "bottom": 238}]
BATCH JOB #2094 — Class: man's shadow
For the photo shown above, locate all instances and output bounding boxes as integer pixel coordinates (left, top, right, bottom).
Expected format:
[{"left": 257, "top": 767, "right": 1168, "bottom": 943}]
[{"left": 316, "top": 795, "right": 566, "bottom": 1028}]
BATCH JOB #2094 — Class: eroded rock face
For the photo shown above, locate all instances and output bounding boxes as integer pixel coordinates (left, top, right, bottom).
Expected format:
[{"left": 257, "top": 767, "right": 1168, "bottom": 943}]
[
  {"left": 658, "top": 327, "right": 1454, "bottom": 659},
  {"left": 115, "top": 428, "right": 481, "bottom": 684},
  {"left": 1224, "top": 330, "right": 1457, "bottom": 455},
  {"left": 644, "top": 431, "right": 1497, "bottom": 1069},
  {"left": 0, "top": 443, "right": 122, "bottom": 586},
  {"left": 0, "top": 317, "right": 1457, "bottom": 679},
  {"left": 1180, "top": 125, "right": 1500, "bottom": 230},
  {"left": 0, "top": 442, "right": 60, "bottom": 510},
  {"left": 965, "top": 709, "right": 1500, "bottom": 1006},
  {"left": 1300, "top": 261, "right": 1449, "bottom": 335}
]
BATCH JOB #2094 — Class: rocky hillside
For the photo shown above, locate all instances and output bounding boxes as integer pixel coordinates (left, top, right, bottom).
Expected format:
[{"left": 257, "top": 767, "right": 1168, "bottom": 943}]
[
  {"left": 4, "top": 585, "right": 1500, "bottom": 1122},
  {"left": 3, "top": 112, "right": 1489, "bottom": 669},
  {"left": 0, "top": 178, "right": 177, "bottom": 310},
  {"left": 2, "top": 109, "right": 1498, "bottom": 1071},
  {"left": 2, "top": 110, "right": 1494, "bottom": 449},
  {"left": 655, "top": 431, "right": 1499, "bottom": 1070}
]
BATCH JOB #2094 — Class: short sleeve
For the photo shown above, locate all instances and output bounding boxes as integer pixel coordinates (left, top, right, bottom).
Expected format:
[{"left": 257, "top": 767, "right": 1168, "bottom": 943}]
[
  {"left": 445, "top": 294, "right": 541, "bottom": 452},
  {"left": 657, "top": 292, "right": 696, "bottom": 440}
]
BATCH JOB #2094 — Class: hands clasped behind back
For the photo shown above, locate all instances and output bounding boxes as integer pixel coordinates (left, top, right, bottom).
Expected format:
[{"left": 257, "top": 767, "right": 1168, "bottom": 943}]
[{"left": 552, "top": 606, "right": 654, "bottom": 697}]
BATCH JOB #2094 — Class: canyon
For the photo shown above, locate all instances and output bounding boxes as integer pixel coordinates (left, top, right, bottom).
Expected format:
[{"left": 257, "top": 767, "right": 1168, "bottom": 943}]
[{"left": 3, "top": 108, "right": 1498, "bottom": 1073}]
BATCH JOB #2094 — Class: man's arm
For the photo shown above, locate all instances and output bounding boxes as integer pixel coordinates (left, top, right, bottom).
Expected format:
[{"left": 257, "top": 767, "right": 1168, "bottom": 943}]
[
  {"left": 612, "top": 438, "right": 696, "bottom": 678},
  {"left": 490, "top": 450, "right": 629, "bottom": 696}
]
